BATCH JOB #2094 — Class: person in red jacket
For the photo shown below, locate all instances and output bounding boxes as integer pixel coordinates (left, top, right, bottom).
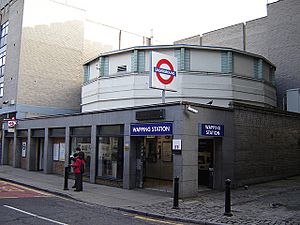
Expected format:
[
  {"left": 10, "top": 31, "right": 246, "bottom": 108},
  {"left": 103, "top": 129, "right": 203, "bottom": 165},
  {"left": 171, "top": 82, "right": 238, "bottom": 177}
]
[
  {"left": 70, "top": 147, "right": 85, "bottom": 188},
  {"left": 71, "top": 151, "right": 84, "bottom": 192}
]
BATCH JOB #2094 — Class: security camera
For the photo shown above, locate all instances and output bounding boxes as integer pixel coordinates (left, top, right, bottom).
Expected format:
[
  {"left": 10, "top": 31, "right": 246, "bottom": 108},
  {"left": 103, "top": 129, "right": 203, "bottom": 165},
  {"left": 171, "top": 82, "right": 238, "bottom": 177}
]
[
  {"left": 3, "top": 100, "right": 9, "bottom": 104},
  {"left": 186, "top": 105, "right": 198, "bottom": 114}
]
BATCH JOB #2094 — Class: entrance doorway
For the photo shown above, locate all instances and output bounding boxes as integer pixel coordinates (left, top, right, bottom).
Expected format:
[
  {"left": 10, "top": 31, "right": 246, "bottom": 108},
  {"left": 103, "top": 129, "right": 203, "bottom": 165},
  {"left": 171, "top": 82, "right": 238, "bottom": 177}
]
[
  {"left": 37, "top": 139, "right": 44, "bottom": 171},
  {"left": 135, "top": 136, "right": 173, "bottom": 192},
  {"left": 198, "top": 139, "right": 214, "bottom": 187},
  {"left": 7, "top": 138, "right": 13, "bottom": 166}
]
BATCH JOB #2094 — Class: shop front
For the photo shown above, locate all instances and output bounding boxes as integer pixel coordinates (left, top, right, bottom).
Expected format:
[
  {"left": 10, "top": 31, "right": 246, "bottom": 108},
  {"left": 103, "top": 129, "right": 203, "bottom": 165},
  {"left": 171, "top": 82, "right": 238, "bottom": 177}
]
[
  {"left": 96, "top": 125, "right": 124, "bottom": 187},
  {"left": 50, "top": 128, "right": 66, "bottom": 175},
  {"left": 70, "top": 127, "right": 91, "bottom": 178}
]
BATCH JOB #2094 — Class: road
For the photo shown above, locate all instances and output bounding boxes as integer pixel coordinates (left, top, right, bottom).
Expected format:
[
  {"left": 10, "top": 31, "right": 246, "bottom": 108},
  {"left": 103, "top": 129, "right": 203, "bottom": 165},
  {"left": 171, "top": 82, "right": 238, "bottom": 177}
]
[{"left": 0, "top": 181, "right": 192, "bottom": 225}]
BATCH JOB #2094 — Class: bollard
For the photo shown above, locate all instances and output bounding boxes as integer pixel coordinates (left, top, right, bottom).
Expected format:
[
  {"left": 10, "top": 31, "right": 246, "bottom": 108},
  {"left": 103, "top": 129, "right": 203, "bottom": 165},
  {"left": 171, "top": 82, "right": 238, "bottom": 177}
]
[
  {"left": 63, "top": 166, "right": 70, "bottom": 190},
  {"left": 224, "top": 179, "right": 233, "bottom": 216},
  {"left": 172, "top": 176, "right": 179, "bottom": 209}
]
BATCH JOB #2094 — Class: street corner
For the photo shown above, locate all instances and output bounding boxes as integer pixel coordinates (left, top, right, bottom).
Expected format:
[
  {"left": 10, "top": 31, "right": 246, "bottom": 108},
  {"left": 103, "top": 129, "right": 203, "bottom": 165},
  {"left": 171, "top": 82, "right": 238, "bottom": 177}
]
[{"left": 0, "top": 181, "right": 51, "bottom": 199}]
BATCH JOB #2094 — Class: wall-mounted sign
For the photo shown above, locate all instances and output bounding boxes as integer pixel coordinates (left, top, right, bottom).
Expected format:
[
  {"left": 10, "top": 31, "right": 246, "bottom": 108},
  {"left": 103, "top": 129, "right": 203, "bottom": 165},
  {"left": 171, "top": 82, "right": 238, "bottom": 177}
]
[
  {"left": 172, "top": 139, "right": 182, "bottom": 151},
  {"left": 149, "top": 51, "right": 178, "bottom": 92},
  {"left": 8, "top": 120, "right": 17, "bottom": 128},
  {"left": 21, "top": 142, "right": 27, "bottom": 157},
  {"left": 136, "top": 109, "right": 165, "bottom": 120},
  {"left": 130, "top": 122, "right": 173, "bottom": 136},
  {"left": 199, "top": 123, "right": 224, "bottom": 137}
]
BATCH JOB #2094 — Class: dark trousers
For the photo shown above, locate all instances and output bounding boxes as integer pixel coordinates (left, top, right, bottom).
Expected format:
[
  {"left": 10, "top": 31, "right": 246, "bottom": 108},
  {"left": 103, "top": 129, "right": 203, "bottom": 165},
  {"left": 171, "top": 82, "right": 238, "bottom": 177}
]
[{"left": 75, "top": 173, "right": 83, "bottom": 191}]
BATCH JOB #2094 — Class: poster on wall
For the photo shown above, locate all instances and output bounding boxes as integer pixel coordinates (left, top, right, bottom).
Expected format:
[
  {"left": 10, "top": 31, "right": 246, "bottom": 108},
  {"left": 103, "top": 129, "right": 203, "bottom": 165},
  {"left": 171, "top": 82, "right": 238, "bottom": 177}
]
[
  {"left": 53, "top": 143, "right": 59, "bottom": 160},
  {"left": 162, "top": 141, "right": 172, "bottom": 162},
  {"left": 21, "top": 142, "right": 26, "bottom": 157},
  {"left": 59, "top": 143, "right": 65, "bottom": 161}
]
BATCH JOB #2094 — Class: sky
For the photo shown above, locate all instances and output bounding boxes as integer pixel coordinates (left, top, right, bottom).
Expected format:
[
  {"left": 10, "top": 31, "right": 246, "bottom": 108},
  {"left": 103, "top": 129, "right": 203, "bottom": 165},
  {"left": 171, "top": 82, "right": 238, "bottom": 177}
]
[{"left": 83, "top": 0, "right": 278, "bottom": 45}]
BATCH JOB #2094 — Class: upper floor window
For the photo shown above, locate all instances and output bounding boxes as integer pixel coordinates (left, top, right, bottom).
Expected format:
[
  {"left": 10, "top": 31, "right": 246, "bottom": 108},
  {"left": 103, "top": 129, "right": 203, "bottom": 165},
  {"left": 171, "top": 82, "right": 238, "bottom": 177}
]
[
  {"left": 0, "top": 51, "right": 6, "bottom": 78},
  {"left": 174, "top": 48, "right": 190, "bottom": 71},
  {"left": 0, "top": 82, "right": 4, "bottom": 97},
  {"left": 0, "top": 21, "right": 9, "bottom": 48},
  {"left": 99, "top": 56, "right": 109, "bottom": 77}
]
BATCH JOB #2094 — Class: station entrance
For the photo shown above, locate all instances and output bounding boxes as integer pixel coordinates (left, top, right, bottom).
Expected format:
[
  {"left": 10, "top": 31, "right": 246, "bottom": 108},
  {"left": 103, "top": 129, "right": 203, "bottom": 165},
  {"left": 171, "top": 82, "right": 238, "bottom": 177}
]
[
  {"left": 198, "top": 139, "right": 214, "bottom": 188},
  {"left": 135, "top": 135, "right": 173, "bottom": 192}
]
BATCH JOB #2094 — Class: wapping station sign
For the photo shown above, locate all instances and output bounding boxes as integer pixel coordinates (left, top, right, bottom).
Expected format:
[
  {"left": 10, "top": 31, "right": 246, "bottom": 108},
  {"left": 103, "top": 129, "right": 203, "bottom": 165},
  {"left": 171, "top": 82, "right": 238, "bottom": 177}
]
[
  {"left": 130, "top": 122, "right": 173, "bottom": 136},
  {"left": 149, "top": 51, "right": 178, "bottom": 92},
  {"left": 199, "top": 123, "right": 224, "bottom": 137}
]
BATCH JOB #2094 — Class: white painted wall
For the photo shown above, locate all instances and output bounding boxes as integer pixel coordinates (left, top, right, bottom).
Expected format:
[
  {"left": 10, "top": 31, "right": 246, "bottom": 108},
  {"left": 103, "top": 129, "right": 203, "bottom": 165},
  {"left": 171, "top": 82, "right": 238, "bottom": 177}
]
[
  {"left": 89, "top": 59, "right": 99, "bottom": 80},
  {"left": 190, "top": 49, "right": 221, "bottom": 72},
  {"left": 145, "top": 49, "right": 175, "bottom": 72},
  {"left": 82, "top": 47, "right": 277, "bottom": 112},
  {"left": 109, "top": 52, "right": 132, "bottom": 74},
  {"left": 234, "top": 53, "right": 253, "bottom": 77}
]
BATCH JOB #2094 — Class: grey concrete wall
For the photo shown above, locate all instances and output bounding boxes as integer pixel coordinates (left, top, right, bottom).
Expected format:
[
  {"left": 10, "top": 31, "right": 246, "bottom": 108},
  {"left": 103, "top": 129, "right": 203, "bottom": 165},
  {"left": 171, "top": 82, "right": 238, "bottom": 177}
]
[
  {"left": 232, "top": 103, "right": 300, "bottom": 187},
  {"left": 182, "top": 104, "right": 235, "bottom": 192}
]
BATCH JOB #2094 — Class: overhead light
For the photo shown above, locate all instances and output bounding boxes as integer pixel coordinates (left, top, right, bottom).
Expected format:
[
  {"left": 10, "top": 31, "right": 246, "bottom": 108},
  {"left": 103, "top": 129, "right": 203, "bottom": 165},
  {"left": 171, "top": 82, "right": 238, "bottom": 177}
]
[{"left": 186, "top": 105, "right": 198, "bottom": 114}]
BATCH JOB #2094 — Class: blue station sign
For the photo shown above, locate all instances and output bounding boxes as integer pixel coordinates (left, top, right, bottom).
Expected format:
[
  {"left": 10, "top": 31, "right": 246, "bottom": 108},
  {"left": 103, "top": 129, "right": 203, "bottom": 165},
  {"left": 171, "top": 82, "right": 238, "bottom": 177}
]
[
  {"left": 199, "top": 123, "right": 224, "bottom": 137},
  {"left": 130, "top": 122, "right": 173, "bottom": 136}
]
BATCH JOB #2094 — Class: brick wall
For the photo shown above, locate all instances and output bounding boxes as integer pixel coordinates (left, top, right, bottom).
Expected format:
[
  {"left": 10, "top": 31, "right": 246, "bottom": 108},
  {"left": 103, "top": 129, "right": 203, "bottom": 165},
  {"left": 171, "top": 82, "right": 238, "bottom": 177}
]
[
  {"left": 233, "top": 103, "right": 300, "bottom": 186},
  {"left": 202, "top": 23, "right": 245, "bottom": 50},
  {"left": 173, "top": 0, "right": 300, "bottom": 109}
]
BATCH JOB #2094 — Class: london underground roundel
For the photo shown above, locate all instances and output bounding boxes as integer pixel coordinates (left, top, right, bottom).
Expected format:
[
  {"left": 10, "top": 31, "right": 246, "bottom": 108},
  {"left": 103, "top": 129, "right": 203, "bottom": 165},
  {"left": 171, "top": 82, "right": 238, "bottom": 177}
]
[
  {"left": 155, "top": 58, "right": 175, "bottom": 85},
  {"left": 150, "top": 51, "right": 178, "bottom": 92}
]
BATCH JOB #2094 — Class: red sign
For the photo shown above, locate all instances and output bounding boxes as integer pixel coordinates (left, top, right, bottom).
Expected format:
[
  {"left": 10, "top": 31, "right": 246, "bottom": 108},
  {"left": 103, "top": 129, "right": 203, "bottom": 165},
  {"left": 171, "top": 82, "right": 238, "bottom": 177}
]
[
  {"left": 8, "top": 120, "right": 17, "bottom": 128},
  {"left": 155, "top": 59, "right": 175, "bottom": 85}
]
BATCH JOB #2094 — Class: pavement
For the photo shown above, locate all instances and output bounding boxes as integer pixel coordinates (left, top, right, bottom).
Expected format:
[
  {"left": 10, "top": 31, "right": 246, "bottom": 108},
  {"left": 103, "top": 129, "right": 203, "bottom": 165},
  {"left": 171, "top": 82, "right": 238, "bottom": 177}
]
[{"left": 0, "top": 165, "right": 299, "bottom": 225}]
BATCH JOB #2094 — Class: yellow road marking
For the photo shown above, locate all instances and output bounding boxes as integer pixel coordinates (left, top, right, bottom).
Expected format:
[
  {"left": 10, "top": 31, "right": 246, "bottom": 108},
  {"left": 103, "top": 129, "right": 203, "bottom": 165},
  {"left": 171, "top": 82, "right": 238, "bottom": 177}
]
[
  {"left": 0, "top": 181, "right": 51, "bottom": 196},
  {"left": 134, "top": 215, "right": 184, "bottom": 225}
]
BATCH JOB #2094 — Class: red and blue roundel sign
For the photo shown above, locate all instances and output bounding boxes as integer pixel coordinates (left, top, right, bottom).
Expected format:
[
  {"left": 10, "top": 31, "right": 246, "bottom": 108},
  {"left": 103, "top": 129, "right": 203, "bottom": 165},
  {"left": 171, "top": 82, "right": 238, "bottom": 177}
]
[{"left": 150, "top": 51, "right": 178, "bottom": 91}]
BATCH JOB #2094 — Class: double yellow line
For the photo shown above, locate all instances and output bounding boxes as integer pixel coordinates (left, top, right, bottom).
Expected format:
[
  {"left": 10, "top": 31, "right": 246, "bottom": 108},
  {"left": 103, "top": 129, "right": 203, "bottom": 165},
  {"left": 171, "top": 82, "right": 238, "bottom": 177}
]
[{"left": 134, "top": 215, "right": 184, "bottom": 225}]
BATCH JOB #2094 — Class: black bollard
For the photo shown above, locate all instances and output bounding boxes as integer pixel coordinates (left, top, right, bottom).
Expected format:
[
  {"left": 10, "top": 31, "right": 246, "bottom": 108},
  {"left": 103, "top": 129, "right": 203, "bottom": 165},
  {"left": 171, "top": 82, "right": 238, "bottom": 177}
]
[
  {"left": 63, "top": 166, "right": 70, "bottom": 190},
  {"left": 172, "top": 176, "right": 179, "bottom": 209},
  {"left": 224, "top": 179, "right": 233, "bottom": 216}
]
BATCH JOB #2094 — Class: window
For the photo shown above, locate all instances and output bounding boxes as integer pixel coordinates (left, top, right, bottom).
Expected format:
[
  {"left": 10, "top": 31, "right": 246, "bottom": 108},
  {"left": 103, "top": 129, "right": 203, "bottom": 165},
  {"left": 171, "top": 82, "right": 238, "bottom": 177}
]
[
  {"left": 99, "top": 56, "right": 109, "bottom": 76},
  {"left": 97, "top": 136, "right": 124, "bottom": 179},
  {"left": 174, "top": 48, "right": 190, "bottom": 71},
  {"left": 83, "top": 65, "right": 90, "bottom": 82},
  {"left": 97, "top": 125, "right": 124, "bottom": 179},
  {"left": 0, "top": 51, "right": 6, "bottom": 78},
  {"left": 53, "top": 142, "right": 66, "bottom": 161},
  {"left": 269, "top": 67, "right": 275, "bottom": 85},
  {"left": 131, "top": 50, "right": 145, "bottom": 72},
  {"left": 0, "top": 82, "right": 3, "bottom": 97},
  {"left": 0, "top": 21, "right": 8, "bottom": 48},
  {"left": 254, "top": 59, "right": 263, "bottom": 79}
]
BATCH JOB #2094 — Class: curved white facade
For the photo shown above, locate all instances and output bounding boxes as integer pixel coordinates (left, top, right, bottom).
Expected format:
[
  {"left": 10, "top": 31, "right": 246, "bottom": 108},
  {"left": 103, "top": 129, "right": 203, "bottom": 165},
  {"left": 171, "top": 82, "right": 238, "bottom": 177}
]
[{"left": 82, "top": 45, "right": 276, "bottom": 112}]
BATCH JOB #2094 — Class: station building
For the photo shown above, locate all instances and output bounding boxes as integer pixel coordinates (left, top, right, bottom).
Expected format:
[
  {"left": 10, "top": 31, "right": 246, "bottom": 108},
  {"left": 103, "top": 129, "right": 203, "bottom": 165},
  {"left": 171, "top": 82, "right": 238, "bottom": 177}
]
[{"left": 2, "top": 45, "right": 299, "bottom": 197}]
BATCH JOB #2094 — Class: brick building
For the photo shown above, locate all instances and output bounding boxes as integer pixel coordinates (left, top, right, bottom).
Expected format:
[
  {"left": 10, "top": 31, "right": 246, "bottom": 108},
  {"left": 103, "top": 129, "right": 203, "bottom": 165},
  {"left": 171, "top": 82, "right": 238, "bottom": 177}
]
[{"left": 175, "top": 0, "right": 300, "bottom": 109}]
